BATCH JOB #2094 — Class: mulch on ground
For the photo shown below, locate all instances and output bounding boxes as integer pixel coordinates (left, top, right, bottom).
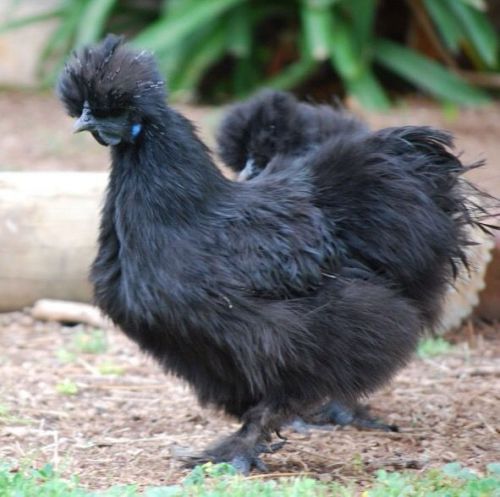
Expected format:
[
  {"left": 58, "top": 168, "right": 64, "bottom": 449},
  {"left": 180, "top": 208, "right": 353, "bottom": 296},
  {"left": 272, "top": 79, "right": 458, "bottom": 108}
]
[{"left": 0, "top": 311, "right": 498, "bottom": 490}]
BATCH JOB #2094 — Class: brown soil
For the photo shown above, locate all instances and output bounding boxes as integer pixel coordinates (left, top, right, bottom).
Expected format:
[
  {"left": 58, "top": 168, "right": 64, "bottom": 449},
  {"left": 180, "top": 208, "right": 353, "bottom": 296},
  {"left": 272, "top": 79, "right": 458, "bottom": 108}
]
[
  {"left": 0, "top": 312, "right": 498, "bottom": 490},
  {"left": 0, "top": 92, "right": 499, "bottom": 489}
]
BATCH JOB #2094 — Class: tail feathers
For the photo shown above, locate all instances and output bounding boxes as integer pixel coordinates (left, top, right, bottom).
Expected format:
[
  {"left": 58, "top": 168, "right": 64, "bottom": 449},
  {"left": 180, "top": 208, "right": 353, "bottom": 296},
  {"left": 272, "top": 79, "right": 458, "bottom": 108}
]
[
  {"left": 309, "top": 125, "right": 498, "bottom": 327},
  {"left": 372, "top": 126, "right": 498, "bottom": 233}
]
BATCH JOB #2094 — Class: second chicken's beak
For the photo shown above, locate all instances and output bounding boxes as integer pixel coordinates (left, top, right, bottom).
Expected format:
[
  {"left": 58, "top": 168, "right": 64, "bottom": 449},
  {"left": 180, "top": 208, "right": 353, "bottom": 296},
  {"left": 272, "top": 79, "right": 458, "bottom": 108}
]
[{"left": 238, "top": 158, "right": 258, "bottom": 181}]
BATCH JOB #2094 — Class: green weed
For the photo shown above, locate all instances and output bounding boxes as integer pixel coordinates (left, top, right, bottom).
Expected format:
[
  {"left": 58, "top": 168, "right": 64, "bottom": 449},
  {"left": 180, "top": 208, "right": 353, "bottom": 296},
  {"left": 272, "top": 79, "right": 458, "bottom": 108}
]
[
  {"left": 97, "top": 361, "right": 125, "bottom": 376},
  {"left": 0, "top": 461, "right": 498, "bottom": 496},
  {"left": 417, "top": 337, "right": 453, "bottom": 359},
  {"left": 72, "top": 329, "right": 108, "bottom": 355},
  {"left": 0, "top": 404, "right": 32, "bottom": 426},
  {"left": 57, "top": 347, "right": 77, "bottom": 363},
  {"left": 55, "top": 379, "right": 79, "bottom": 396}
]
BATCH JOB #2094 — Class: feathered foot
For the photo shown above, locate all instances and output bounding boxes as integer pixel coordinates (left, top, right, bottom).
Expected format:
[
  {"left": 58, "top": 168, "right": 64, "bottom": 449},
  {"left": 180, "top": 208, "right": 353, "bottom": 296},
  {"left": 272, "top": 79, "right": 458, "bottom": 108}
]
[
  {"left": 321, "top": 401, "right": 399, "bottom": 432},
  {"left": 195, "top": 434, "right": 286, "bottom": 474},
  {"left": 291, "top": 401, "right": 398, "bottom": 433},
  {"left": 178, "top": 403, "right": 288, "bottom": 474}
]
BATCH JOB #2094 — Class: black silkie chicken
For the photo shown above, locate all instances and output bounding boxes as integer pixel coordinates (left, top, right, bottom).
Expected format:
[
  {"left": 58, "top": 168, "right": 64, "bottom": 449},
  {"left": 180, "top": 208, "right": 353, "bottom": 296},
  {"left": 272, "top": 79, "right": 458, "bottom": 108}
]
[
  {"left": 218, "top": 90, "right": 399, "bottom": 432},
  {"left": 57, "top": 36, "right": 491, "bottom": 473},
  {"left": 218, "top": 89, "right": 369, "bottom": 180},
  {"left": 217, "top": 90, "right": 485, "bottom": 331}
]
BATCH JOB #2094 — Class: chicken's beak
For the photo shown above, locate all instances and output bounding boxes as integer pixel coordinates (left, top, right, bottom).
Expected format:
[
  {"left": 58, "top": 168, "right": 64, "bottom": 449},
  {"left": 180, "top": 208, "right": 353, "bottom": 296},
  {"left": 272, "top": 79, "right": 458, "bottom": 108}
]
[
  {"left": 238, "top": 158, "right": 258, "bottom": 181},
  {"left": 73, "top": 106, "right": 98, "bottom": 133}
]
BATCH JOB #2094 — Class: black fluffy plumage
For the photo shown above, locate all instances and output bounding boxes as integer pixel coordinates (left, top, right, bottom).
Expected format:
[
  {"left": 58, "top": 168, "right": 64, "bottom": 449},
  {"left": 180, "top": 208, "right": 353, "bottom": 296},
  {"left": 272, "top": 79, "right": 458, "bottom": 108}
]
[
  {"left": 217, "top": 91, "right": 398, "bottom": 432},
  {"left": 57, "top": 36, "right": 492, "bottom": 473},
  {"left": 217, "top": 90, "right": 487, "bottom": 329},
  {"left": 218, "top": 89, "right": 369, "bottom": 180}
]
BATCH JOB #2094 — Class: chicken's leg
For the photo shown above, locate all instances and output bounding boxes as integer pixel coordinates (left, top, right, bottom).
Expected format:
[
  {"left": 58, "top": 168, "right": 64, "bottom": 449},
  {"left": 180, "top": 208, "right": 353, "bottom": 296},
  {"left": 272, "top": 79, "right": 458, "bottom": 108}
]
[
  {"left": 313, "top": 401, "right": 399, "bottom": 431},
  {"left": 191, "top": 403, "right": 288, "bottom": 474},
  {"left": 291, "top": 401, "right": 398, "bottom": 433}
]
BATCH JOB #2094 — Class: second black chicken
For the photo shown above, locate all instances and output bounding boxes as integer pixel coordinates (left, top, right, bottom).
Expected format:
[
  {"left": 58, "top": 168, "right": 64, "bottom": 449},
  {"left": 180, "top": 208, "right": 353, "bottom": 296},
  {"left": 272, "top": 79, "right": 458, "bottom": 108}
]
[
  {"left": 218, "top": 91, "right": 396, "bottom": 432},
  {"left": 218, "top": 89, "right": 369, "bottom": 180},
  {"left": 217, "top": 90, "right": 486, "bottom": 328}
]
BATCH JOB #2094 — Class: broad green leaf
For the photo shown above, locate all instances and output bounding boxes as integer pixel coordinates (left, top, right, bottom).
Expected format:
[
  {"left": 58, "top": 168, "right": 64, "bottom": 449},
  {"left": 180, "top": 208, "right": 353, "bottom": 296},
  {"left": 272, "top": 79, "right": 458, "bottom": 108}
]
[
  {"left": 444, "top": 0, "right": 498, "bottom": 67},
  {"left": 330, "top": 17, "right": 362, "bottom": 80},
  {"left": 303, "top": 0, "right": 340, "bottom": 7},
  {"left": 75, "top": 0, "right": 117, "bottom": 46},
  {"left": 459, "top": 0, "right": 486, "bottom": 9},
  {"left": 374, "top": 38, "right": 490, "bottom": 105},
  {"left": 133, "top": 0, "right": 244, "bottom": 53},
  {"left": 328, "top": 7, "right": 384, "bottom": 108},
  {"left": 347, "top": 70, "right": 390, "bottom": 110},
  {"left": 232, "top": 55, "right": 259, "bottom": 96},
  {"left": 162, "top": 0, "right": 202, "bottom": 20},
  {"left": 162, "top": 0, "right": 187, "bottom": 16},
  {"left": 37, "top": 0, "right": 87, "bottom": 83},
  {"left": 346, "top": 0, "right": 376, "bottom": 50},
  {"left": 261, "top": 57, "right": 318, "bottom": 92},
  {"left": 301, "top": 0, "right": 335, "bottom": 60},
  {"left": 423, "top": 0, "right": 462, "bottom": 52},
  {"left": 227, "top": 4, "right": 252, "bottom": 58},
  {"left": 170, "top": 25, "right": 228, "bottom": 95}
]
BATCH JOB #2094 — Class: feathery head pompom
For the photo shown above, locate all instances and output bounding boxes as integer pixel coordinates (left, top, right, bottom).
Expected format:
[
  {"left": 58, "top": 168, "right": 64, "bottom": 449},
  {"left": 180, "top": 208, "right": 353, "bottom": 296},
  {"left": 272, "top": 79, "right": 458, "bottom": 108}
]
[
  {"left": 57, "top": 34, "right": 165, "bottom": 121},
  {"left": 217, "top": 90, "right": 301, "bottom": 175}
]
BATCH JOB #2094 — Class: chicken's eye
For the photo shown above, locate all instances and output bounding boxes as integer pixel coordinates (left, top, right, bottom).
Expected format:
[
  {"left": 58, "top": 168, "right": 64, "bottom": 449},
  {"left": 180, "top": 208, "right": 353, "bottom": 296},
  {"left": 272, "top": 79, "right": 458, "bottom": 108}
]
[{"left": 131, "top": 123, "right": 142, "bottom": 138}]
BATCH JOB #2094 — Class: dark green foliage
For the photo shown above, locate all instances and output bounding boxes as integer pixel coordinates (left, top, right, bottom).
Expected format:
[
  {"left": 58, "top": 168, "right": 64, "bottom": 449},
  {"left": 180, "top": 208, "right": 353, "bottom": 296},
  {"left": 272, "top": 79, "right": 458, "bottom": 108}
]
[{"left": 2, "top": 0, "right": 498, "bottom": 107}]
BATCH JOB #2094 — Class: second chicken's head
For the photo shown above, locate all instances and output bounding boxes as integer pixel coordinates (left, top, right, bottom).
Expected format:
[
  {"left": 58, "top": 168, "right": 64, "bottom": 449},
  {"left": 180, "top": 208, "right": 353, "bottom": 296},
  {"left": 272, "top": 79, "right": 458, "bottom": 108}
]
[{"left": 217, "top": 90, "right": 303, "bottom": 180}]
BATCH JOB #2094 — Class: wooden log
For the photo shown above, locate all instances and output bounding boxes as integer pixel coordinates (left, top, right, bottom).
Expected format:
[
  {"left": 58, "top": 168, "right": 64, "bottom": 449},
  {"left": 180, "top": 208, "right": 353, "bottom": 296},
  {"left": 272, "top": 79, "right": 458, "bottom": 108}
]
[
  {"left": 0, "top": 172, "right": 106, "bottom": 311},
  {"left": 31, "top": 299, "right": 110, "bottom": 328},
  {"left": 0, "top": 171, "right": 496, "bottom": 333},
  {"left": 476, "top": 232, "right": 500, "bottom": 320},
  {"left": 437, "top": 225, "right": 494, "bottom": 332}
]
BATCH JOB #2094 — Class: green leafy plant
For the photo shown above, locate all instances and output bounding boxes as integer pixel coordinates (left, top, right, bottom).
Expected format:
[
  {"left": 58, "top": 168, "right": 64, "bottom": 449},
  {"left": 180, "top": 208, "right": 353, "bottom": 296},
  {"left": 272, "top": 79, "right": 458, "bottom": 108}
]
[
  {"left": 367, "top": 464, "right": 500, "bottom": 497},
  {"left": 1, "top": 0, "right": 498, "bottom": 107},
  {"left": 97, "top": 360, "right": 125, "bottom": 376},
  {"left": 55, "top": 379, "right": 79, "bottom": 396},
  {"left": 0, "top": 403, "right": 32, "bottom": 426},
  {"left": 72, "top": 328, "right": 108, "bottom": 354},
  {"left": 417, "top": 336, "right": 453, "bottom": 358},
  {"left": 0, "top": 461, "right": 499, "bottom": 496},
  {"left": 56, "top": 347, "right": 77, "bottom": 363}
]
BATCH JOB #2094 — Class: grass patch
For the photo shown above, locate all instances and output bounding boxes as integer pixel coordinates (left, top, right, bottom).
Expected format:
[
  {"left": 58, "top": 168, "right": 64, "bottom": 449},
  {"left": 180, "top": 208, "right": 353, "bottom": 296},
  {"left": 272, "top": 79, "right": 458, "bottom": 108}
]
[
  {"left": 56, "top": 348, "right": 77, "bottom": 364},
  {"left": 366, "top": 463, "right": 500, "bottom": 497},
  {"left": 56, "top": 329, "right": 109, "bottom": 364},
  {"left": 0, "top": 404, "right": 32, "bottom": 426},
  {"left": 0, "top": 462, "right": 498, "bottom": 497},
  {"left": 72, "top": 329, "right": 108, "bottom": 355},
  {"left": 55, "top": 379, "right": 79, "bottom": 396},
  {"left": 417, "top": 337, "right": 452, "bottom": 358},
  {"left": 97, "top": 361, "right": 125, "bottom": 376}
]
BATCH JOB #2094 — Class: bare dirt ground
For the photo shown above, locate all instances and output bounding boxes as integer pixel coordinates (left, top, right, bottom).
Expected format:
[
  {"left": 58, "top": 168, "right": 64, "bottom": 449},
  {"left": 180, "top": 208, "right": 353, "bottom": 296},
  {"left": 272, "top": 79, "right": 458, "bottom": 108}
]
[
  {"left": 1, "top": 91, "right": 499, "bottom": 195},
  {"left": 0, "top": 313, "right": 498, "bottom": 490},
  {"left": 0, "top": 91, "right": 499, "bottom": 489}
]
